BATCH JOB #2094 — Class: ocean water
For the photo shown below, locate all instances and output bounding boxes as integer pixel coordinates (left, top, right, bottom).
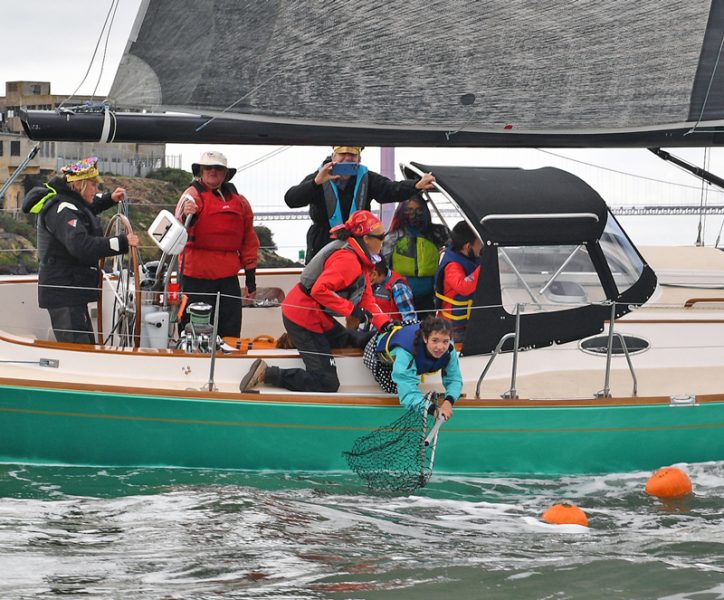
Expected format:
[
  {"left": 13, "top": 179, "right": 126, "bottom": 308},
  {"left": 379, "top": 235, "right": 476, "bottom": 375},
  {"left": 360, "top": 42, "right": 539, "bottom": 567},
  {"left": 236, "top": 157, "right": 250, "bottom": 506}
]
[{"left": 1, "top": 462, "right": 722, "bottom": 599}]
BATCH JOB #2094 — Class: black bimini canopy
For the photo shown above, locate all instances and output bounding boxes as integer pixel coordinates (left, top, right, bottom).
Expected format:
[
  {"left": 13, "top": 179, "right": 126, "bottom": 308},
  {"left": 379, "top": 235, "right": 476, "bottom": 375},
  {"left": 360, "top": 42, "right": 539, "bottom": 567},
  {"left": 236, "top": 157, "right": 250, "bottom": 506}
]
[
  {"left": 403, "top": 163, "right": 658, "bottom": 356},
  {"left": 404, "top": 163, "right": 609, "bottom": 245}
]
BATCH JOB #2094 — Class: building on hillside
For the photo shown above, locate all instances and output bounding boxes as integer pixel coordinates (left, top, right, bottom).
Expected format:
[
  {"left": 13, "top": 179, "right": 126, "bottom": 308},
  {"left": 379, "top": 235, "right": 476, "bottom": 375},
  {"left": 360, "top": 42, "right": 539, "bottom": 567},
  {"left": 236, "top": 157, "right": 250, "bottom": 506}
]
[{"left": 0, "top": 81, "right": 179, "bottom": 212}]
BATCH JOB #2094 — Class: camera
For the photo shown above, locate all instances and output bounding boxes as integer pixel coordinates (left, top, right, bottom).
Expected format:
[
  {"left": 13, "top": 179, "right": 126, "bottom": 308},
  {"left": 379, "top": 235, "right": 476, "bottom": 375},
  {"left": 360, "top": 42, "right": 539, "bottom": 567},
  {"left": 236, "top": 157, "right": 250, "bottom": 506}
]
[{"left": 331, "top": 162, "right": 359, "bottom": 176}]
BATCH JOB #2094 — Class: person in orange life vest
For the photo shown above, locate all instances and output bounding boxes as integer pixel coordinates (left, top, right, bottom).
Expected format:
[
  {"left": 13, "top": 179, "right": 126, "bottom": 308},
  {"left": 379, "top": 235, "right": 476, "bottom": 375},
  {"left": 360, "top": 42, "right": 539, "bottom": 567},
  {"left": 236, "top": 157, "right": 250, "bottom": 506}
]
[
  {"left": 175, "top": 151, "right": 259, "bottom": 338},
  {"left": 284, "top": 145, "right": 436, "bottom": 263},
  {"left": 435, "top": 220, "right": 483, "bottom": 343},
  {"left": 368, "top": 256, "right": 417, "bottom": 324},
  {"left": 239, "top": 210, "right": 395, "bottom": 393}
]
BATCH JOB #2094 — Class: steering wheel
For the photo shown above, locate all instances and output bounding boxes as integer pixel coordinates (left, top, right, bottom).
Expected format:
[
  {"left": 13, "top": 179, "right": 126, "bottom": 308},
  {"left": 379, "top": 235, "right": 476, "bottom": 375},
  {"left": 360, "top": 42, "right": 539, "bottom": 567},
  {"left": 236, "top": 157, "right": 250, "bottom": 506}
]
[{"left": 97, "top": 213, "right": 142, "bottom": 348}]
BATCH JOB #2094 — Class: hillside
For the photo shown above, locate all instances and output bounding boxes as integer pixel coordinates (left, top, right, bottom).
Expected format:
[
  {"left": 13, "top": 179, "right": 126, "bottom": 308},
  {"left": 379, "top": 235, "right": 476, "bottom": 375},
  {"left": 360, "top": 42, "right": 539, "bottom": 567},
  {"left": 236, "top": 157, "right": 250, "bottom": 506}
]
[{"left": 0, "top": 169, "right": 301, "bottom": 275}]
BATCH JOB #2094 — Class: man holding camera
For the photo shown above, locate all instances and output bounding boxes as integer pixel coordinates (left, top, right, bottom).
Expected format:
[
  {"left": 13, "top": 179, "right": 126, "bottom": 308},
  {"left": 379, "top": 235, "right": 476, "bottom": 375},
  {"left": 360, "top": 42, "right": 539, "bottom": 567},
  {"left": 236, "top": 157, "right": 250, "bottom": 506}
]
[{"left": 284, "top": 146, "right": 435, "bottom": 263}]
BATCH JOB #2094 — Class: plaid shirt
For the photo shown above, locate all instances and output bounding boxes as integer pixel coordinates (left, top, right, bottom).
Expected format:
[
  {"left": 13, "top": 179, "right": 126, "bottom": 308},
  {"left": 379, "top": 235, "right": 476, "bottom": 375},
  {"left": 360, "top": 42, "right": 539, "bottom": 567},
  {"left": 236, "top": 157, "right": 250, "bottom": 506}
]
[{"left": 390, "top": 279, "right": 417, "bottom": 323}]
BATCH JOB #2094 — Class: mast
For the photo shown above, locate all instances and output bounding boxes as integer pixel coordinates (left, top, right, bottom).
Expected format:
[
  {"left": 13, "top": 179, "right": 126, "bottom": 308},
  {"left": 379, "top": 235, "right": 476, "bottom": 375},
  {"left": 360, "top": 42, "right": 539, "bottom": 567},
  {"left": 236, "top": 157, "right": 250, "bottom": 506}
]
[{"left": 380, "top": 147, "right": 396, "bottom": 229}]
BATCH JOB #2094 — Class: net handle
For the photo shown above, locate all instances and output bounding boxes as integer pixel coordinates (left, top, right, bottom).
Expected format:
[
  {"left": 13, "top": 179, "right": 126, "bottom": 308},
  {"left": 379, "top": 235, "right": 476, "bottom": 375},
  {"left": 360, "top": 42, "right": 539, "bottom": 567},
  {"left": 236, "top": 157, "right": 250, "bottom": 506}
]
[{"left": 424, "top": 415, "right": 446, "bottom": 447}]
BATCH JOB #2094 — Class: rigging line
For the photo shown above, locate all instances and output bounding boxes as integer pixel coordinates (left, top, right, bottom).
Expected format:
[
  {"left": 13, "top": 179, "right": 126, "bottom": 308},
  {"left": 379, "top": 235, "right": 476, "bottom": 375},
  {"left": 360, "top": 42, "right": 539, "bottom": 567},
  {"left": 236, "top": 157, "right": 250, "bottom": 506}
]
[
  {"left": 535, "top": 148, "right": 724, "bottom": 192},
  {"left": 687, "top": 28, "right": 724, "bottom": 135},
  {"left": 57, "top": 0, "right": 118, "bottom": 110},
  {"left": 444, "top": 110, "right": 477, "bottom": 141},
  {"left": 236, "top": 147, "right": 292, "bottom": 172},
  {"left": 195, "top": 71, "right": 280, "bottom": 133},
  {"left": 94, "top": 0, "right": 121, "bottom": 99}
]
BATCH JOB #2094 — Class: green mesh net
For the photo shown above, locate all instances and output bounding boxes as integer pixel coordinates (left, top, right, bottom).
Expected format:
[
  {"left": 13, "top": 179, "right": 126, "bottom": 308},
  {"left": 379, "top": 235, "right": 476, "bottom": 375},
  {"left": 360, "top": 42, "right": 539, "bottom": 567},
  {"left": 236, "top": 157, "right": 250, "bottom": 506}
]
[{"left": 343, "top": 403, "right": 444, "bottom": 496}]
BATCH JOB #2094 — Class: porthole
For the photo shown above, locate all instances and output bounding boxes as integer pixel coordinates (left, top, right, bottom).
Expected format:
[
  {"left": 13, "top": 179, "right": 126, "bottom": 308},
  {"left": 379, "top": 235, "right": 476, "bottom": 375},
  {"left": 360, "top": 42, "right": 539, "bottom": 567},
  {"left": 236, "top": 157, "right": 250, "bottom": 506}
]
[{"left": 579, "top": 334, "right": 649, "bottom": 356}]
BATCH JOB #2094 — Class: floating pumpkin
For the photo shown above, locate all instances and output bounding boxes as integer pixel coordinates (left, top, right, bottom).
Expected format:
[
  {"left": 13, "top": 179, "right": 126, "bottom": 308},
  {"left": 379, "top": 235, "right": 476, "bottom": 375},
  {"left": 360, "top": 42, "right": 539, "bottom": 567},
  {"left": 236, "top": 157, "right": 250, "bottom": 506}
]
[
  {"left": 645, "top": 466, "right": 692, "bottom": 498},
  {"left": 541, "top": 503, "right": 589, "bottom": 526}
]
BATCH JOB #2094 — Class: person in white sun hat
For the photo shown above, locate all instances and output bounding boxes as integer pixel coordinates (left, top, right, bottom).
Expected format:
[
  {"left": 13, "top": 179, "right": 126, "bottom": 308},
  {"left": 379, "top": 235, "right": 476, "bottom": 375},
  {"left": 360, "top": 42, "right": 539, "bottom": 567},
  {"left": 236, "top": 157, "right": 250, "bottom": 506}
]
[{"left": 175, "top": 150, "right": 259, "bottom": 338}]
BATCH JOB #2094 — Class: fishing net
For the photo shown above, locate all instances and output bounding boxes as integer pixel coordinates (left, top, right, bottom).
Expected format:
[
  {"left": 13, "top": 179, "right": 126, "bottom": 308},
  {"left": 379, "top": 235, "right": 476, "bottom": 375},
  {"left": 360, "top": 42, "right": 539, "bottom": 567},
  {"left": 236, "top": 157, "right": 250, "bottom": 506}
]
[{"left": 343, "top": 395, "right": 445, "bottom": 496}]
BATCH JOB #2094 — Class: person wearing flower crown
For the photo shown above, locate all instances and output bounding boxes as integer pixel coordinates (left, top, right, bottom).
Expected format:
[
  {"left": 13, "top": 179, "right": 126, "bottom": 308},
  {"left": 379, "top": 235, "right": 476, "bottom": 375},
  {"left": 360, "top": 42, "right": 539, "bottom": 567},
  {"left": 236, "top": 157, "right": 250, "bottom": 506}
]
[
  {"left": 284, "top": 146, "right": 436, "bottom": 264},
  {"left": 22, "top": 157, "right": 139, "bottom": 344},
  {"left": 240, "top": 210, "right": 396, "bottom": 393}
]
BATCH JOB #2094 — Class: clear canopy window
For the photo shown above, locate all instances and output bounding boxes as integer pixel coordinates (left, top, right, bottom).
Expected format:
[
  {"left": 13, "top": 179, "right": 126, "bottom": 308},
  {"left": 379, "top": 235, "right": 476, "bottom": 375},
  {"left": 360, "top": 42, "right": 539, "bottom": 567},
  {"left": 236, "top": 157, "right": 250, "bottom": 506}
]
[
  {"left": 498, "top": 244, "right": 607, "bottom": 314},
  {"left": 598, "top": 213, "right": 645, "bottom": 295}
]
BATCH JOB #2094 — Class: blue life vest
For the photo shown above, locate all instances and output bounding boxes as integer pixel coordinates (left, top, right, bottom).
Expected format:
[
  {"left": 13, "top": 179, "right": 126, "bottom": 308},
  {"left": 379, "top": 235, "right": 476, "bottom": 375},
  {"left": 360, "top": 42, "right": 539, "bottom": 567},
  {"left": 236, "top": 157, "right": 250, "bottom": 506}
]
[
  {"left": 375, "top": 322, "right": 452, "bottom": 375},
  {"left": 321, "top": 165, "right": 370, "bottom": 227}
]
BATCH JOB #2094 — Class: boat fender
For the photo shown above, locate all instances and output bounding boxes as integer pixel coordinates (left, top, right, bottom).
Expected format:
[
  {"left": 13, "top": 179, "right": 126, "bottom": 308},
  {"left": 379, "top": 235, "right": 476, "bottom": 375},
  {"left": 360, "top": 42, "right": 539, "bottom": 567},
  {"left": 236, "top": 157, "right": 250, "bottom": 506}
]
[
  {"left": 645, "top": 466, "right": 692, "bottom": 498},
  {"left": 541, "top": 503, "right": 589, "bottom": 526}
]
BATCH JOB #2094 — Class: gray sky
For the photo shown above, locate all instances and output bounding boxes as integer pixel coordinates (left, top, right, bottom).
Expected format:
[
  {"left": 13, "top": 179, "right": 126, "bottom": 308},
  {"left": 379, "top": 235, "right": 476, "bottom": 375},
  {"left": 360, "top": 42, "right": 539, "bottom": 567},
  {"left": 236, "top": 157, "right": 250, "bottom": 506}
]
[{"left": 2, "top": 0, "right": 724, "bottom": 248}]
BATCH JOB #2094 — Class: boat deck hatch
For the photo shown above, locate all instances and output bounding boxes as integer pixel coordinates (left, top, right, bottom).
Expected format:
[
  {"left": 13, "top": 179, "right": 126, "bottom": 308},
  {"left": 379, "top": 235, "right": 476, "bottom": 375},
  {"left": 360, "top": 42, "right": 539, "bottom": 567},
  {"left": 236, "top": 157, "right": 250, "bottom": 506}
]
[
  {"left": 579, "top": 335, "right": 649, "bottom": 355},
  {"left": 545, "top": 281, "right": 588, "bottom": 304}
]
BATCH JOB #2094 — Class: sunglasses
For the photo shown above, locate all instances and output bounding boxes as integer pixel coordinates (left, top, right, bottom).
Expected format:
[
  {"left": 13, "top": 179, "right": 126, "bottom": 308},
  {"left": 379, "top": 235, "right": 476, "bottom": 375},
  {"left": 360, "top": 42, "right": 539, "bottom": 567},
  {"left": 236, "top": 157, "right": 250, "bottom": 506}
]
[
  {"left": 367, "top": 233, "right": 386, "bottom": 240},
  {"left": 202, "top": 165, "right": 226, "bottom": 172}
]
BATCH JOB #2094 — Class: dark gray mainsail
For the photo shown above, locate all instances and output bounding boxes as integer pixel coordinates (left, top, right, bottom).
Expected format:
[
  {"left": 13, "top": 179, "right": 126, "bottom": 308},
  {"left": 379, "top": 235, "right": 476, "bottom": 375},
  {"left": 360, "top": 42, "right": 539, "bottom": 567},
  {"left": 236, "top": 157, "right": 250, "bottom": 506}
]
[{"left": 21, "top": 0, "right": 724, "bottom": 146}]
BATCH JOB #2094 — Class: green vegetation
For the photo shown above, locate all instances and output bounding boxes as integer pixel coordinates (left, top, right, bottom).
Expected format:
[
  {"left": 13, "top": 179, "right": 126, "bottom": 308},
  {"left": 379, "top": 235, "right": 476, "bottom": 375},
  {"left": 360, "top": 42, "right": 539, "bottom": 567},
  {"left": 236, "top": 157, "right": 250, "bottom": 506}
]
[
  {"left": 145, "top": 167, "right": 194, "bottom": 192},
  {"left": 255, "top": 226, "right": 277, "bottom": 252}
]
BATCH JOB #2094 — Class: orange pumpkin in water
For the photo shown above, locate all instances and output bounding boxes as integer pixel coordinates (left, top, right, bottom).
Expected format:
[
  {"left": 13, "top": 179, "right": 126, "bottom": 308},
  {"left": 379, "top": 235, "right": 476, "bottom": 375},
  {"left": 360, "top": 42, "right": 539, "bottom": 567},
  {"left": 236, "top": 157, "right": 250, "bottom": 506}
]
[
  {"left": 645, "top": 466, "right": 693, "bottom": 498},
  {"left": 541, "top": 503, "right": 589, "bottom": 526}
]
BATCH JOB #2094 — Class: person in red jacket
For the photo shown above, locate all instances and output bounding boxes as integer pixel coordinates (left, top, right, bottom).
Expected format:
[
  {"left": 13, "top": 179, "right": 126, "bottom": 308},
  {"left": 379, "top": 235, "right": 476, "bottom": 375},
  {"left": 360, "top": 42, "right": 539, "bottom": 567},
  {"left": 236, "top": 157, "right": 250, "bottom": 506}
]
[
  {"left": 369, "top": 257, "right": 417, "bottom": 323},
  {"left": 240, "top": 210, "right": 394, "bottom": 393},
  {"left": 435, "top": 221, "right": 483, "bottom": 342},
  {"left": 175, "top": 151, "right": 259, "bottom": 338}
]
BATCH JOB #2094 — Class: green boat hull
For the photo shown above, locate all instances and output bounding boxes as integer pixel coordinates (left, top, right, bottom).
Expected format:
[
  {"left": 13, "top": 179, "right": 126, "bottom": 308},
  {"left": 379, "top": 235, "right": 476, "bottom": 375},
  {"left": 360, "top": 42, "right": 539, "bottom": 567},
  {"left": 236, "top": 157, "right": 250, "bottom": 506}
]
[{"left": 1, "top": 384, "right": 723, "bottom": 474}]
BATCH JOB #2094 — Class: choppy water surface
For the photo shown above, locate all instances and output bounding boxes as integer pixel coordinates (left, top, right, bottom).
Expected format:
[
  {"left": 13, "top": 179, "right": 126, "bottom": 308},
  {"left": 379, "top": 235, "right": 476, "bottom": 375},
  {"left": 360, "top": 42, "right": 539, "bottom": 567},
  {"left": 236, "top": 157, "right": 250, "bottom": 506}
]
[{"left": 0, "top": 463, "right": 722, "bottom": 599}]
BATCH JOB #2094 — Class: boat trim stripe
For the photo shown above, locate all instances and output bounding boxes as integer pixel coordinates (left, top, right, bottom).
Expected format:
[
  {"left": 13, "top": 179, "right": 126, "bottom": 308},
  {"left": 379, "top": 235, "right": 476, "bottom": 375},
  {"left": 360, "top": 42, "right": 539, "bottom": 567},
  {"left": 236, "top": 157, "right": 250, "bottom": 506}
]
[{"left": 0, "top": 406, "right": 722, "bottom": 434}]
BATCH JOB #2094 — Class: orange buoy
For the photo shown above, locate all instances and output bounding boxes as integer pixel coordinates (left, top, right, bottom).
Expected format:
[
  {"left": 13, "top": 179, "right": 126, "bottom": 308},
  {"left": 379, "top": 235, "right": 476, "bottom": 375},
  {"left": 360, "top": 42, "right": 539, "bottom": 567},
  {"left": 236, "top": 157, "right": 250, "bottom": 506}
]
[
  {"left": 541, "top": 503, "right": 589, "bottom": 527},
  {"left": 645, "top": 466, "right": 692, "bottom": 498}
]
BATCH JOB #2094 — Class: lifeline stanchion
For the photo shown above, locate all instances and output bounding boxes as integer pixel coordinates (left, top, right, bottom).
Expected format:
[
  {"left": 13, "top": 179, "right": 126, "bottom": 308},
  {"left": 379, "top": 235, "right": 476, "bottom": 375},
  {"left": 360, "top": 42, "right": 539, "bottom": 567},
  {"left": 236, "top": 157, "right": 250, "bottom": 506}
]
[
  {"left": 207, "top": 291, "right": 221, "bottom": 392},
  {"left": 596, "top": 301, "right": 617, "bottom": 399},
  {"left": 502, "top": 303, "right": 521, "bottom": 400}
]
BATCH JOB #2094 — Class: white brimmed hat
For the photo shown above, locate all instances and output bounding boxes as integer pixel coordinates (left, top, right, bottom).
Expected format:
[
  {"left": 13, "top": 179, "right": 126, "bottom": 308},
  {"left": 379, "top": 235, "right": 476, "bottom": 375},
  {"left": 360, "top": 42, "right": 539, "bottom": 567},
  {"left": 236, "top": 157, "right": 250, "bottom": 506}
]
[{"left": 191, "top": 151, "right": 237, "bottom": 180}]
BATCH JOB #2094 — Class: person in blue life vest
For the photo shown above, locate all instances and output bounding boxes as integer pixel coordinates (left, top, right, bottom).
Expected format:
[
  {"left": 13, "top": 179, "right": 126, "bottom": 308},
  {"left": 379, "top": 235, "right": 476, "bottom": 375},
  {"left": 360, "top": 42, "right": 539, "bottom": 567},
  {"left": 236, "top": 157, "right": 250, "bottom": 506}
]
[
  {"left": 435, "top": 221, "right": 483, "bottom": 343},
  {"left": 363, "top": 316, "right": 462, "bottom": 421},
  {"left": 382, "top": 194, "right": 449, "bottom": 316},
  {"left": 22, "top": 157, "right": 139, "bottom": 344},
  {"left": 175, "top": 150, "right": 259, "bottom": 338},
  {"left": 368, "top": 256, "right": 417, "bottom": 324},
  {"left": 284, "top": 146, "right": 436, "bottom": 264}
]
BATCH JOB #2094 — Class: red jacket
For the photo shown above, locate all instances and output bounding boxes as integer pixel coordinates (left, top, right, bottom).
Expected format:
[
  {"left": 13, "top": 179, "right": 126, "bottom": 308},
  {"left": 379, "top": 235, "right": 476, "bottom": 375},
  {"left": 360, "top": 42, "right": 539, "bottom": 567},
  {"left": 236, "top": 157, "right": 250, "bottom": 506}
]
[
  {"left": 176, "top": 183, "right": 259, "bottom": 279},
  {"left": 438, "top": 260, "right": 480, "bottom": 320},
  {"left": 282, "top": 238, "right": 389, "bottom": 333}
]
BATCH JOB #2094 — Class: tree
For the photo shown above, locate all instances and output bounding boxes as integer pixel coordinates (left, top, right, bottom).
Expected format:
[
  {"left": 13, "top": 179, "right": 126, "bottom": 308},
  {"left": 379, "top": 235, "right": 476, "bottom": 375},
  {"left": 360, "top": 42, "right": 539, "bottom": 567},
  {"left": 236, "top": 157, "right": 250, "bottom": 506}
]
[{"left": 254, "top": 225, "right": 276, "bottom": 251}]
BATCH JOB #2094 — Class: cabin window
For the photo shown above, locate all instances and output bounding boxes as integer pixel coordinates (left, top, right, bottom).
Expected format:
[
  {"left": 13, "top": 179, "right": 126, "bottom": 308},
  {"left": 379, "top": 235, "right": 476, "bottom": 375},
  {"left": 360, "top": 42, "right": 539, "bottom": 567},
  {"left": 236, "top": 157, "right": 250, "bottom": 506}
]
[
  {"left": 498, "top": 244, "right": 607, "bottom": 314},
  {"left": 598, "top": 213, "right": 644, "bottom": 294}
]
